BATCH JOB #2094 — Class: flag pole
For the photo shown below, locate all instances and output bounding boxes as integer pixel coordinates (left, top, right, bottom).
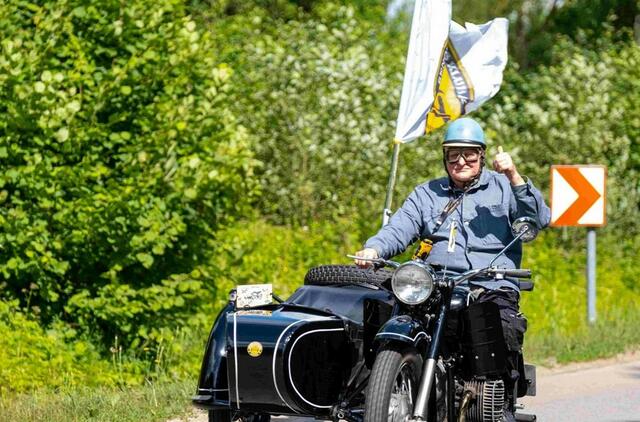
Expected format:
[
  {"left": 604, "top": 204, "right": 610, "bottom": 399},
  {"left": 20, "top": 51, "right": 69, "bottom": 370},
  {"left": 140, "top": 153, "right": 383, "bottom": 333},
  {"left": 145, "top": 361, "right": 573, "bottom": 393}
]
[{"left": 382, "top": 140, "right": 402, "bottom": 227}]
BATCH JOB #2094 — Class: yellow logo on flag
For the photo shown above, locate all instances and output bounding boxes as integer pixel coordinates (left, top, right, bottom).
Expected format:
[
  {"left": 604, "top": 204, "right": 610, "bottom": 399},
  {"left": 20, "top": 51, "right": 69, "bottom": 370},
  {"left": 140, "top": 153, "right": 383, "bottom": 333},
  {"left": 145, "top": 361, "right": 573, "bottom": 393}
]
[{"left": 426, "top": 42, "right": 475, "bottom": 133}]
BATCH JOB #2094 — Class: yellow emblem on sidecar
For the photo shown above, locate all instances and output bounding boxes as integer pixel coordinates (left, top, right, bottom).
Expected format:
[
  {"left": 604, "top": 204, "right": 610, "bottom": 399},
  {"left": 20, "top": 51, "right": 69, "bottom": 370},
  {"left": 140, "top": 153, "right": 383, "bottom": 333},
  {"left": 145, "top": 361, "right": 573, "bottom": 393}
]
[{"left": 247, "top": 341, "right": 263, "bottom": 357}]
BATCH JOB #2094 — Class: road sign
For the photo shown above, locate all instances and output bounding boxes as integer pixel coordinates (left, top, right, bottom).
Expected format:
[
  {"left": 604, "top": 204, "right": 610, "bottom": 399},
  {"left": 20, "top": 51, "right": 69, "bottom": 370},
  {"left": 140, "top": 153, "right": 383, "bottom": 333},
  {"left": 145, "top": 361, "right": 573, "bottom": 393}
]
[{"left": 550, "top": 165, "right": 606, "bottom": 227}]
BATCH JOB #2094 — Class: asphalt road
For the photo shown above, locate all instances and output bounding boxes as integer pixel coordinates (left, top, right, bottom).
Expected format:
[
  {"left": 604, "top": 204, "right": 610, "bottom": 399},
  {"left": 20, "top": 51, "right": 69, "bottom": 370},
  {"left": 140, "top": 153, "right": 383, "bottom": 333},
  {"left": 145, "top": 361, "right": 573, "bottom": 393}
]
[
  {"left": 175, "top": 353, "right": 640, "bottom": 422},
  {"left": 518, "top": 356, "right": 640, "bottom": 421}
]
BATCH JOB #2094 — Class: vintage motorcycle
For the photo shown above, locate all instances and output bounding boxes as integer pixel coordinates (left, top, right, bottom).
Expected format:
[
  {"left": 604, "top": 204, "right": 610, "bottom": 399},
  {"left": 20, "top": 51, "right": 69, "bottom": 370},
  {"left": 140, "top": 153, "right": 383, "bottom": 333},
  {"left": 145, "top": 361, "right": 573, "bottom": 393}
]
[{"left": 193, "top": 217, "right": 539, "bottom": 422}]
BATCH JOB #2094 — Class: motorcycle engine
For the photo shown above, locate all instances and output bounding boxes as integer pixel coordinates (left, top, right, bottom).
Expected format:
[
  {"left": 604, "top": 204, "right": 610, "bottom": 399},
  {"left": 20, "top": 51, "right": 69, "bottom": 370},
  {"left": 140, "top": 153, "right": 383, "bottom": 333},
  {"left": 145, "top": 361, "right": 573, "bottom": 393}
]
[{"left": 463, "top": 379, "right": 505, "bottom": 422}]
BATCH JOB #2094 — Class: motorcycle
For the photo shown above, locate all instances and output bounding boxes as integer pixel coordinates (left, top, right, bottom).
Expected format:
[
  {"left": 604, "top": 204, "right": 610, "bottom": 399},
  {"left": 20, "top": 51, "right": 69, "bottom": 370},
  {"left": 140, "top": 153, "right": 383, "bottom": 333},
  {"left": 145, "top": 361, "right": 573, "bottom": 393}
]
[{"left": 193, "top": 217, "right": 539, "bottom": 422}]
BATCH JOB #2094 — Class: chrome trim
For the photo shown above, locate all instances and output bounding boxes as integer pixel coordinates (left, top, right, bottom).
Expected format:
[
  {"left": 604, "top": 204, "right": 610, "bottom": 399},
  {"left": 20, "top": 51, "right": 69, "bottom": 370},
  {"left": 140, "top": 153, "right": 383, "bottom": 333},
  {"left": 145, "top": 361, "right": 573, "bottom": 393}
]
[
  {"left": 374, "top": 331, "right": 428, "bottom": 344},
  {"left": 233, "top": 312, "right": 240, "bottom": 409},
  {"left": 198, "top": 388, "right": 229, "bottom": 393},
  {"left": 392, "top": 261, "right": 435, "bottom": 305},
  {"left": 288, "top": 328, "right": 344, "bottom": 409},
  {"left": 413, "top": 358, "right": 436, "bottom": 419}
]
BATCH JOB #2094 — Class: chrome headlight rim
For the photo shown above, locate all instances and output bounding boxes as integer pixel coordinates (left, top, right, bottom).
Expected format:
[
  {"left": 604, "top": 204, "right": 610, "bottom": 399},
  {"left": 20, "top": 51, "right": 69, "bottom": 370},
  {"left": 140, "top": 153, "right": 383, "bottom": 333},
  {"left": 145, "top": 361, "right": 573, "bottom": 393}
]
[{"left": 391, "top": 261, "right": 435, "bottom": 305}]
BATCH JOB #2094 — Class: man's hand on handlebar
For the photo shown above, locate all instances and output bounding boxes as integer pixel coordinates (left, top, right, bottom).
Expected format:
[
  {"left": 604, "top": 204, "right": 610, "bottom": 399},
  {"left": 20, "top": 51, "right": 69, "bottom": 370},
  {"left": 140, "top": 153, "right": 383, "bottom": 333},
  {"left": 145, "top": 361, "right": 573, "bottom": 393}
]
[{"left": 354, "top": 248, "right": 379, "bottom": 268}]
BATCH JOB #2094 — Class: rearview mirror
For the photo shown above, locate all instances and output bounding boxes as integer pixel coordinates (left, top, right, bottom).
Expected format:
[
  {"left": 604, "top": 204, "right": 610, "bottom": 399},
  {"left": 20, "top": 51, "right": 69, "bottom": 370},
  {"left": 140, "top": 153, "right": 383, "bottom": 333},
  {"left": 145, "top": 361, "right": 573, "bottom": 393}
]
[{"left": 511, "top": 217, "right": 539, "bottom": 243}]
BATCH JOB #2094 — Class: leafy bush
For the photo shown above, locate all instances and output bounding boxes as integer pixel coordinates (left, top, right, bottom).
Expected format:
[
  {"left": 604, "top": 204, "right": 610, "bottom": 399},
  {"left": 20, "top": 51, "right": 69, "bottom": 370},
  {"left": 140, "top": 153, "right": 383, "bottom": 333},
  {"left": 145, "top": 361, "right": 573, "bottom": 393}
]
[
  {"left": 0, "top": 0, "right": 258, "bottom": 345},
  {"left": 209, "top": 217, "right": 363, "bottom": 305},
  {"left": 525, "top": 0, "right": 639, "bottom": 67},
  {"left": 0, "top": 301, "right": 128, "bottom": 392},
  {"left": 209, "top": 5, "right": 448, "bottom": 224}
]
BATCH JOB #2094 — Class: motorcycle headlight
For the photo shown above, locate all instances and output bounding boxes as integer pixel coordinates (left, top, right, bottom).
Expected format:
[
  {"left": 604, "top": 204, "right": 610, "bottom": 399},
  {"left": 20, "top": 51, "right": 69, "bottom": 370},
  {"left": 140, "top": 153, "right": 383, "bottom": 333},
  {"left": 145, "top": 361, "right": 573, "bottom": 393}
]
[{"left": 391, "top": 262, "right": 434, "bottom": 305}]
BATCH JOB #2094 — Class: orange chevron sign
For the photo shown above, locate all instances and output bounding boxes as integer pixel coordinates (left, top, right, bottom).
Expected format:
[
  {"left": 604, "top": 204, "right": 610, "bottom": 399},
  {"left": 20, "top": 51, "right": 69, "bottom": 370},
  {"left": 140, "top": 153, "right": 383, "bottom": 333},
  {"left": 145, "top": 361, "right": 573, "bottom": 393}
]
[{"left": 550, "top": 165, "right": 606, "bottom": 227}]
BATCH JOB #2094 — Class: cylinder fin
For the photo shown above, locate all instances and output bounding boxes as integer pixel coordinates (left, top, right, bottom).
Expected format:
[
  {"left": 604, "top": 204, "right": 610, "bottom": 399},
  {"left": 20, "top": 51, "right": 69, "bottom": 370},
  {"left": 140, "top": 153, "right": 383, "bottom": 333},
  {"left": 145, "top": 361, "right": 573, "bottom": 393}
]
[{"left": 463, "top": 379, "right": 505, "bottom": 422}]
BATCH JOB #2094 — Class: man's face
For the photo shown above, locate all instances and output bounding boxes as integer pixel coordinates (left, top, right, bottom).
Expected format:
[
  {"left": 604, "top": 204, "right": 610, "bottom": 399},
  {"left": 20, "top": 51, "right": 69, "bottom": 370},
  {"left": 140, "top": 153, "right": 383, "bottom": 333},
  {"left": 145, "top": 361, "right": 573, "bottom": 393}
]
[{"left": 444, "top": 147, "right": 483, "bottom": 187}]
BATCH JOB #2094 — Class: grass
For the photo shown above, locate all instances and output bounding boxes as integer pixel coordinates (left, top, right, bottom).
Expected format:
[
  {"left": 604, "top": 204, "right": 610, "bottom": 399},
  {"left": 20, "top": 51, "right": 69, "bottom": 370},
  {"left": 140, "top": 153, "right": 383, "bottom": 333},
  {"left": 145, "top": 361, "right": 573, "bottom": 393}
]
[
  {"left": 0, "top": 380, "right": 195, "bottom": 422},
  {"left": 524, "top": 307, "right": 640, "bottom": 364},
  {"left": 520, "top": 230, "right": 640, "bottom": 365}
]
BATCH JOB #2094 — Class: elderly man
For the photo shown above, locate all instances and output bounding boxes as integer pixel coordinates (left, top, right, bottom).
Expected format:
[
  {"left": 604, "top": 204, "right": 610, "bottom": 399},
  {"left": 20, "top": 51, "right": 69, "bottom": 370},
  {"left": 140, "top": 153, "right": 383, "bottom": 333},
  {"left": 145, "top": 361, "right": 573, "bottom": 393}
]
[{"left": 354, "top": 117, "right": 550, "bottom": 421}]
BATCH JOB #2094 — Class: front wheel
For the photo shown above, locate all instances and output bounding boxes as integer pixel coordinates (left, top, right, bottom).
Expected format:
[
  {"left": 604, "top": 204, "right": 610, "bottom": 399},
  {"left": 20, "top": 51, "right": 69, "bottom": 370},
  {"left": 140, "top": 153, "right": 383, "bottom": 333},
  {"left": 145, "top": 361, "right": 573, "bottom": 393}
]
[{"left": 365, "top": 347, "right": 422, "bottom": 422}]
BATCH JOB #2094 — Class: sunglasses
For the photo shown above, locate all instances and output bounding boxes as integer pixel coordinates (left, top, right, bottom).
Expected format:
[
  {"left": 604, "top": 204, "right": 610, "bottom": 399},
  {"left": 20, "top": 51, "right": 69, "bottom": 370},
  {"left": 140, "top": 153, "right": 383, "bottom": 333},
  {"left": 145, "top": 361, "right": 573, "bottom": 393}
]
[{"left": 445, "top": 148, "right": 482, "bottom": 164}]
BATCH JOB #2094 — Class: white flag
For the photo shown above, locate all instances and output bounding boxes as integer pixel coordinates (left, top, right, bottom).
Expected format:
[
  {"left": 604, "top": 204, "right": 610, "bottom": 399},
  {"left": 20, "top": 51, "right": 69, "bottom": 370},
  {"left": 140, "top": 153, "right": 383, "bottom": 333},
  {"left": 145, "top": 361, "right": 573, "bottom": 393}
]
[
  {"left": 394, "top": 1, "right": 509, "bottom": 143},
  {"left": 394, "top": 0, "right": 451, "bottom": 143},
  {"left": 425, "top": 19, "right": 509, "bottom": 133}
]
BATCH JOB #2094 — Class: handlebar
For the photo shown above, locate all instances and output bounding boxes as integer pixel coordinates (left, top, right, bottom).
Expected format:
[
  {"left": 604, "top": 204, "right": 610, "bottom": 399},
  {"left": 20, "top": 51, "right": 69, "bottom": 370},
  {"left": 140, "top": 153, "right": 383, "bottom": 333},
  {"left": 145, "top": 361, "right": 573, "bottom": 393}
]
[
  {"left": 347, "top": 254, "right": 533, "bottom": 287},
  {"left": 491, "top": 268, "right": 532, "bottom": 279},
  {"left": 452, "top": 267, "right": 532, "bottom": 286}
]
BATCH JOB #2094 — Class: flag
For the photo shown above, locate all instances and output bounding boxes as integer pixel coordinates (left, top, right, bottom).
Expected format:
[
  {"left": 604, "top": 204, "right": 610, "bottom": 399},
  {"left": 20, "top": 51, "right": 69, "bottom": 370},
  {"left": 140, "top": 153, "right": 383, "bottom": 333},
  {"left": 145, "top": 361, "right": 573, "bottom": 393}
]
[
  {"left": 425, "top": 19, "right": 509, "bottom": 133},
  {"left": 394, "top": 0, "right": 451, "bottom": 143},
  {"left": 394, "top": 0, "right": 509, "bottom": 143}
]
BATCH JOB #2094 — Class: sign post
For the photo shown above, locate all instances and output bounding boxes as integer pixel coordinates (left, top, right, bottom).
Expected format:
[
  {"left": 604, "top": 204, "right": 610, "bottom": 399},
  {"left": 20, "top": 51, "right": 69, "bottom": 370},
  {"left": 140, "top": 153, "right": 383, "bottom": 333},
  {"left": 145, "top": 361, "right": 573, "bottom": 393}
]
[
  {"left": 586, "top": 227, "right": 596, "bottom": 323},
  {"left": 550, "top": 165, "right": 606, "bottom": 324}
]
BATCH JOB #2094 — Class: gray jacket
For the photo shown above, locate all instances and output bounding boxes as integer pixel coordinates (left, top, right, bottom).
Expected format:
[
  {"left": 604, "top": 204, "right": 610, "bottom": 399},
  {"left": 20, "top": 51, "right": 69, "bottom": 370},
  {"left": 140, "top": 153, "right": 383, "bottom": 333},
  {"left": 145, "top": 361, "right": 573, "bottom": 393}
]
[{"left": 364, "top": 169, "right": 551, "bottom": 290}]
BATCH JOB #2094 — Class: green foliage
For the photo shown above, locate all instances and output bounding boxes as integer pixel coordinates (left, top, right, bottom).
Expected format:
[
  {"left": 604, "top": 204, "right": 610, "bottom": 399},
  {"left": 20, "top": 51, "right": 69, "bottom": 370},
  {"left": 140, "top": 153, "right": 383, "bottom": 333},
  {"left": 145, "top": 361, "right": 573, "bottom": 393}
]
[
  {"left": 451, "top": 0, "right": 639, "bottom": 69},
  {"left": 0, "top": 218, "right": 361, "bottom": 394},
  {"left": 525, "top": 0, "right": 639, "bottom": 66},
  {"left": 0, "top": 301, "right": 125, "bottom": 392},
  {"left": 0, "top": 0, "right": 258, "bottom": 345},
  {"left": 210, "top": 218, "right": 362, "bottom": 303},
  {"left": 0, "top": 301, "right": 208, "bottom": 393},
  {"left": 209, "top": 5, "right": 426, "bottom": 224},
  {"left": 189, "top": 0, "right": 388, "bottom": 23}
]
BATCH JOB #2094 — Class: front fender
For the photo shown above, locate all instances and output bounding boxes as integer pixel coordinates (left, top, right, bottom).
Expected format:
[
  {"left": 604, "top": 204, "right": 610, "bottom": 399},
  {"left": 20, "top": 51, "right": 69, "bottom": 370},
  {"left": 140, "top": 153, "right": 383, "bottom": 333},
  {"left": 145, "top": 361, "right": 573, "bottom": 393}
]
[
  {"left": 374, "top": 315, "right": 430, "bottom": 349},
  {"left": 193, "top": 302, "right": 233, "bottom": 410}
]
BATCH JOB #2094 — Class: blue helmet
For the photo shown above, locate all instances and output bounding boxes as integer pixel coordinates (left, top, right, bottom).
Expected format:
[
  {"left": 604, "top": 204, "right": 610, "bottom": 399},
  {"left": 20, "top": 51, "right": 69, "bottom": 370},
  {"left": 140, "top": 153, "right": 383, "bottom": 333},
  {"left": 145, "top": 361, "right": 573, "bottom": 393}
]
[{"left": 442, "top": 117, "right": 486, "bottom": 149}]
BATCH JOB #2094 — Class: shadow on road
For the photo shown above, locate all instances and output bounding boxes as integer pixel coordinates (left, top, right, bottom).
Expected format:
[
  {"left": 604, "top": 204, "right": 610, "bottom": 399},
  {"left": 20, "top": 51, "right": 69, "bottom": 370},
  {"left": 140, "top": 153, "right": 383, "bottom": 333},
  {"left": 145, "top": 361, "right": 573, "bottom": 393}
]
[{"left": 623, "top": 364, "right": 640, "bottom": 379}]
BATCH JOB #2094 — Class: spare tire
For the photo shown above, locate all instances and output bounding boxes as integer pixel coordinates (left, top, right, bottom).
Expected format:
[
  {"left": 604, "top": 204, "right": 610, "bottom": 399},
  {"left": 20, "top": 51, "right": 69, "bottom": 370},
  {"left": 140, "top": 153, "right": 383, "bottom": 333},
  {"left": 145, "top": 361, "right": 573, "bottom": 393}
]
[{"left": 304, "top": 265, "right": 393, "bottom": 287}]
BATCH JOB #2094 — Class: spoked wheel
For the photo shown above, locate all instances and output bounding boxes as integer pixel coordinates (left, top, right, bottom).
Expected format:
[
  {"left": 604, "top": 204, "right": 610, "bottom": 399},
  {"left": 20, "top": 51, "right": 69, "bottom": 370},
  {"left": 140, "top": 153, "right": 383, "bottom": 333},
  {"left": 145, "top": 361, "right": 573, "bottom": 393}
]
[
  {"left": 208, "top": 410, "right": 270, "bottom": 422},
  {"left": 365, "top": 347, "right": 422, "bottom": 422}
]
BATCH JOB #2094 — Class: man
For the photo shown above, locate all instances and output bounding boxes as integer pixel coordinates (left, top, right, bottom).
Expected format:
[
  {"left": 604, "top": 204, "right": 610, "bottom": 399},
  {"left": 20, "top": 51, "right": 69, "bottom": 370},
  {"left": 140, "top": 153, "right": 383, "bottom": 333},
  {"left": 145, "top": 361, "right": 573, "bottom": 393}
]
[{"left": 354, "top": 117, "right": 550, "bottom": 420}]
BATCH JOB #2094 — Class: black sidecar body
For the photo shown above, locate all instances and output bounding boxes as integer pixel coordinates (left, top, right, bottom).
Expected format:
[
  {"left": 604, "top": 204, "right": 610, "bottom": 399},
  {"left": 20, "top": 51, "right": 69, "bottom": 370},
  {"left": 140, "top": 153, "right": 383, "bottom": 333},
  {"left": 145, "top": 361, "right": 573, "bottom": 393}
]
[{"left": 193, "top": 284, "right": 396, "bottom": 418}]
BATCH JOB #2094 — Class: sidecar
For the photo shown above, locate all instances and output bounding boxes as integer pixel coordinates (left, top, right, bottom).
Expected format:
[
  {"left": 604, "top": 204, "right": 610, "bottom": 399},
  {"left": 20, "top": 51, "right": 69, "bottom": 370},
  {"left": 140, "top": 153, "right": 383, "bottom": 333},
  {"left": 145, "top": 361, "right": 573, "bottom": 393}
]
[{"left": 193, "top": 278, "right": 396, "bottom": 420}]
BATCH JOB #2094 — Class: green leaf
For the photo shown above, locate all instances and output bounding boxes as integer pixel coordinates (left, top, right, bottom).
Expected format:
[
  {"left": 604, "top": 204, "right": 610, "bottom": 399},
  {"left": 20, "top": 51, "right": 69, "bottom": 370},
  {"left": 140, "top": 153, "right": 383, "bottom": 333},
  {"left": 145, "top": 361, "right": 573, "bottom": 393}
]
[{"left": 136, "top": 253, "right": 154, "bottom": 269}]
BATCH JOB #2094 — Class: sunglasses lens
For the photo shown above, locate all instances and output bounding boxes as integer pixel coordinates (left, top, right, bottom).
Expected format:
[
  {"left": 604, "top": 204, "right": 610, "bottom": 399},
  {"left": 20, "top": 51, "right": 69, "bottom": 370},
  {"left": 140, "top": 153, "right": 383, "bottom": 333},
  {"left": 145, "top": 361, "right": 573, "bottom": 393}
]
[
  {"left": 463, "top": 151, "right": 479, "bottom": 162},
  {"left": 445, "top": 149, "right": 480, "bottom": 164},
  {"left": 446, "top": 155, "right": 459, "bottom": 164}
]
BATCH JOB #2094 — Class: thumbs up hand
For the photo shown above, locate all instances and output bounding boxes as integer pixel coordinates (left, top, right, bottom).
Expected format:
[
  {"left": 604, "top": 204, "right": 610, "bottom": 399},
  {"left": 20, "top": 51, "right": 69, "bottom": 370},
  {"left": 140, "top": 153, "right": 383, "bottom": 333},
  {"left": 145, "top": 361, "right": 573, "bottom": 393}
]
[
  {"left": 493, "top": 146, "right": 514, "bottom": 174},
  {"left": 493, "top": 146, "right": 525, "bottom": 186}
]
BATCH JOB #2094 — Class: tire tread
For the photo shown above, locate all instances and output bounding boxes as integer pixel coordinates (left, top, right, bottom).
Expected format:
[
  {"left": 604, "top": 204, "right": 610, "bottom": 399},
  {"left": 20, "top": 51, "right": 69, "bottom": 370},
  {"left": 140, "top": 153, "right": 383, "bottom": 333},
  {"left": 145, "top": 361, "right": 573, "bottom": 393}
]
[
  {"left": 365, "top": 348, "right": 421, "bottom": 422},
  {"left": 304, "top": 265, "right": 392, "bottom": 287}
]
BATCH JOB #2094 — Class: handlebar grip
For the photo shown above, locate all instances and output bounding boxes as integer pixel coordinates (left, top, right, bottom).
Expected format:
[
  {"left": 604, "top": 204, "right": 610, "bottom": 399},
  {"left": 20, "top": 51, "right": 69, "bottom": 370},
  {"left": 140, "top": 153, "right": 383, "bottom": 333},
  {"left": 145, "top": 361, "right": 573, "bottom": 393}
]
[
  {"left": 518, "top": 281, "right": 534, "bottom": 291},
  {"left": 503, "top": 269, "right": 532, "bottom": 279}
]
